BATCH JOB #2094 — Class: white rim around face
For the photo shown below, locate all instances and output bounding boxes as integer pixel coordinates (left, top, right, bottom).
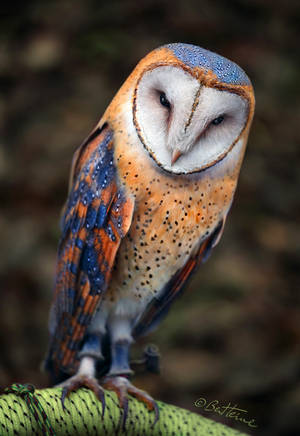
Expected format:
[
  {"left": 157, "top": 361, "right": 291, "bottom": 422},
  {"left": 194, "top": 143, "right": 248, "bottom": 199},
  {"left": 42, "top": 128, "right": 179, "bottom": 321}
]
[{"left": 133, "top": 65, "right": 249, "bottom": 175}]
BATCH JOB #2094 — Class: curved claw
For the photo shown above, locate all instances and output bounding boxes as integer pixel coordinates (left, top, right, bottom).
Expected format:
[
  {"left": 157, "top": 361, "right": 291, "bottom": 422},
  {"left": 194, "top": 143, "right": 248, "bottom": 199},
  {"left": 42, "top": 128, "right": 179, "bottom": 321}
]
[
  {"left": 102, "top": 375, "right": 159, "bottom": 430},
  {"left": 58, "top": 374, "right": 106, "bottom": 418},
  {"left": 129, "top": 387, "right": 159, "bottom": 427}
]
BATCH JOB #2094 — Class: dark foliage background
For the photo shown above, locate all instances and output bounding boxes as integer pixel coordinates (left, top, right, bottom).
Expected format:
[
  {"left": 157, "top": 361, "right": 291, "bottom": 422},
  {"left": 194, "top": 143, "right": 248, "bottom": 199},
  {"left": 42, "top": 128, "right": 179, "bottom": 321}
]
[{"left": 1, "top": 1, "right": 299, "bottom": 435}]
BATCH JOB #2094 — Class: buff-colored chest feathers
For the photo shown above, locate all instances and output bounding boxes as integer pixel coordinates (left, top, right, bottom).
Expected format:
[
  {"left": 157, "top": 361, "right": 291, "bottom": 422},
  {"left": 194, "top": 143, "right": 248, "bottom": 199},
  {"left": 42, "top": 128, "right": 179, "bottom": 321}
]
[{"left": 104, "top": 140, "right": 236, "bottom": 305}]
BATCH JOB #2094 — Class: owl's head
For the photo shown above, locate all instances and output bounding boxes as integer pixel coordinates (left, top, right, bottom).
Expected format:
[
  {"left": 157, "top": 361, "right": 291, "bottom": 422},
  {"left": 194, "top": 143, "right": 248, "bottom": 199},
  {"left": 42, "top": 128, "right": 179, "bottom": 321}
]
[{"left": 129, "top": 43, "right": 255, "bottom": 175}]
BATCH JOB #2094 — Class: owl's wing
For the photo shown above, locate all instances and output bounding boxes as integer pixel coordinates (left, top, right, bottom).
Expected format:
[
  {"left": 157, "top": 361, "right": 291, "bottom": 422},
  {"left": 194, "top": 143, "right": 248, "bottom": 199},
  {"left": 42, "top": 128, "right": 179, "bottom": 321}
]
[
  {"left": 133, "top": 219, "right": 225, "bottom": 338},
  {"left": 46, "top": 124, "right": 134, "bottom": 375}
]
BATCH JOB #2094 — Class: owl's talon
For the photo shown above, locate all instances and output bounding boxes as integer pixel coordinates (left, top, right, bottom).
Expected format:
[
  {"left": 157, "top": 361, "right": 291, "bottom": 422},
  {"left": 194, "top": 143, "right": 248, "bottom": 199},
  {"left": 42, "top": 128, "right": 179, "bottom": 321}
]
[
  {"left": 102, "top": 375, "right": 159, "bottom": 429},
  {"left": 57, "top": 374, "right": 106, "bottom": 417}
]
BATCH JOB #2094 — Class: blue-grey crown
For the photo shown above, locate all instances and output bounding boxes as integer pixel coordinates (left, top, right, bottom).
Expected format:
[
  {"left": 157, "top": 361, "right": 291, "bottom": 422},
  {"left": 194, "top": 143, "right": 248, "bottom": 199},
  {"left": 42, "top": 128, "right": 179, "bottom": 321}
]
[{"left": 164, "top": 43, "right": 250, "bottom": 86}]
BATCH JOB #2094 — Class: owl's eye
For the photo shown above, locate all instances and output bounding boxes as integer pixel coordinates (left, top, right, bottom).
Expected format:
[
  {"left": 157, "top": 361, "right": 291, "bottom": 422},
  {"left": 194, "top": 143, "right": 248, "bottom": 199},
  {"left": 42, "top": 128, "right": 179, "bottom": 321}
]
[
  {"left": 159, "top": 92, "right": 171, "bottom": 109},
  {"left": 211, "top": 115, "right": 225, "bottom": 126}
]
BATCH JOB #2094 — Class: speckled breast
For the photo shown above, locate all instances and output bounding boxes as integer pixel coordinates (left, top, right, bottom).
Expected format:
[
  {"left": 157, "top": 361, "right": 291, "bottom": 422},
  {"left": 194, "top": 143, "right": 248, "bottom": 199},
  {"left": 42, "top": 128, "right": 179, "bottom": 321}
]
[{"left": 102, "top": 144, "right": 237, "bottom": 311}]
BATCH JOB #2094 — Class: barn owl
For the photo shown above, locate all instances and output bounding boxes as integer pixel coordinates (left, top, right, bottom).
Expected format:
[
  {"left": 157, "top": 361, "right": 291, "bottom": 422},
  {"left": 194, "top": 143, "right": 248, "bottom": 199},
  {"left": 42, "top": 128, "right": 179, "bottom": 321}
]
[{"left": 45, "top": 43, "right": 255, "bottom": 426}]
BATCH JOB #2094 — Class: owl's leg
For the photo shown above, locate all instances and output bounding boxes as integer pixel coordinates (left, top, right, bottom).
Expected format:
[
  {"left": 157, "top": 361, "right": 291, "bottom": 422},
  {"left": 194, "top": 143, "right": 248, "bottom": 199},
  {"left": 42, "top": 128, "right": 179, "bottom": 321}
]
[
  {"left": 78, "top": 332, "right": 104, "bottom": 361},
  {"left": 102, "top": 317, "right": 159, "bottom": 428},
  {"left": 56, "top": 333, "right": 106, "bottom": 416},
  {"left": 105, "top": 317, "right": 133, "bottom": 376}
]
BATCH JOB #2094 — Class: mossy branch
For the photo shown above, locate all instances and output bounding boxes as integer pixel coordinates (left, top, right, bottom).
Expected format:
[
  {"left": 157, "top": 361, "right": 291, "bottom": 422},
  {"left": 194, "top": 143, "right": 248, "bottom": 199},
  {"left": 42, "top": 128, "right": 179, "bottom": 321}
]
[{"left": 0, "top": 386, "right": 249, "bottom": 436}]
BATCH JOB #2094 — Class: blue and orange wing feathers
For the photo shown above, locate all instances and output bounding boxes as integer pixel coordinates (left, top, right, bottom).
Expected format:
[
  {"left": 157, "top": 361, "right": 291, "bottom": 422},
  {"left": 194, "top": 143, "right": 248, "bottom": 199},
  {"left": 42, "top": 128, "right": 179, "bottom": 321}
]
[
  {"left": 47, "top": 124, "right": 134, "bottom": 375},
  {"left": 133, "top": 219, "right": 224, "bottom": 338}
]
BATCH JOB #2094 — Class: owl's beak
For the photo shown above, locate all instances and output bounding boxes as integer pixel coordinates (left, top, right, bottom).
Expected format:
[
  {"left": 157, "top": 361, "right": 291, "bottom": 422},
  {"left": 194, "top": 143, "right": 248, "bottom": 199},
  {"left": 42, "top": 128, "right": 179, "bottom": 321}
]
[{"left": 171, "top": 149, "right": 182, "bottom": 165}]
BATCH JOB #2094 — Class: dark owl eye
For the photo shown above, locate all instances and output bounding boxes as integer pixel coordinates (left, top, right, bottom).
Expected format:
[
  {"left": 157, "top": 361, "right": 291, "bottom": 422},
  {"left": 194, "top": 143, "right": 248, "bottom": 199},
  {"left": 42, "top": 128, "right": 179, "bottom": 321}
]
[
  {"left": 211, "top": 115, "right": 225, "bottom": 126},
  {"left": 159, "top": 92, "right": 171, "bottom": 109}
]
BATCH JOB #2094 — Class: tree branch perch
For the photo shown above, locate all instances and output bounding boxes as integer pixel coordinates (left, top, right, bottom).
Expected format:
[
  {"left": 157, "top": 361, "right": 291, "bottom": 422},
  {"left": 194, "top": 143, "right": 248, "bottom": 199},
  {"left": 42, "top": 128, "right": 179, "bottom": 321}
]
[{"left": 0, "top": 386, "right": 249, "bottom": 435}]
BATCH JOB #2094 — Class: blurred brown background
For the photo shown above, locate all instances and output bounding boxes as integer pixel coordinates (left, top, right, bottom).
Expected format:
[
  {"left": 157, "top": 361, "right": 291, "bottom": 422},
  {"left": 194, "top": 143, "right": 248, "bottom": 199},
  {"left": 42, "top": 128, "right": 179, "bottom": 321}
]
[{"left": 1, "top": 1, "right": 299, "bottom": 435}]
